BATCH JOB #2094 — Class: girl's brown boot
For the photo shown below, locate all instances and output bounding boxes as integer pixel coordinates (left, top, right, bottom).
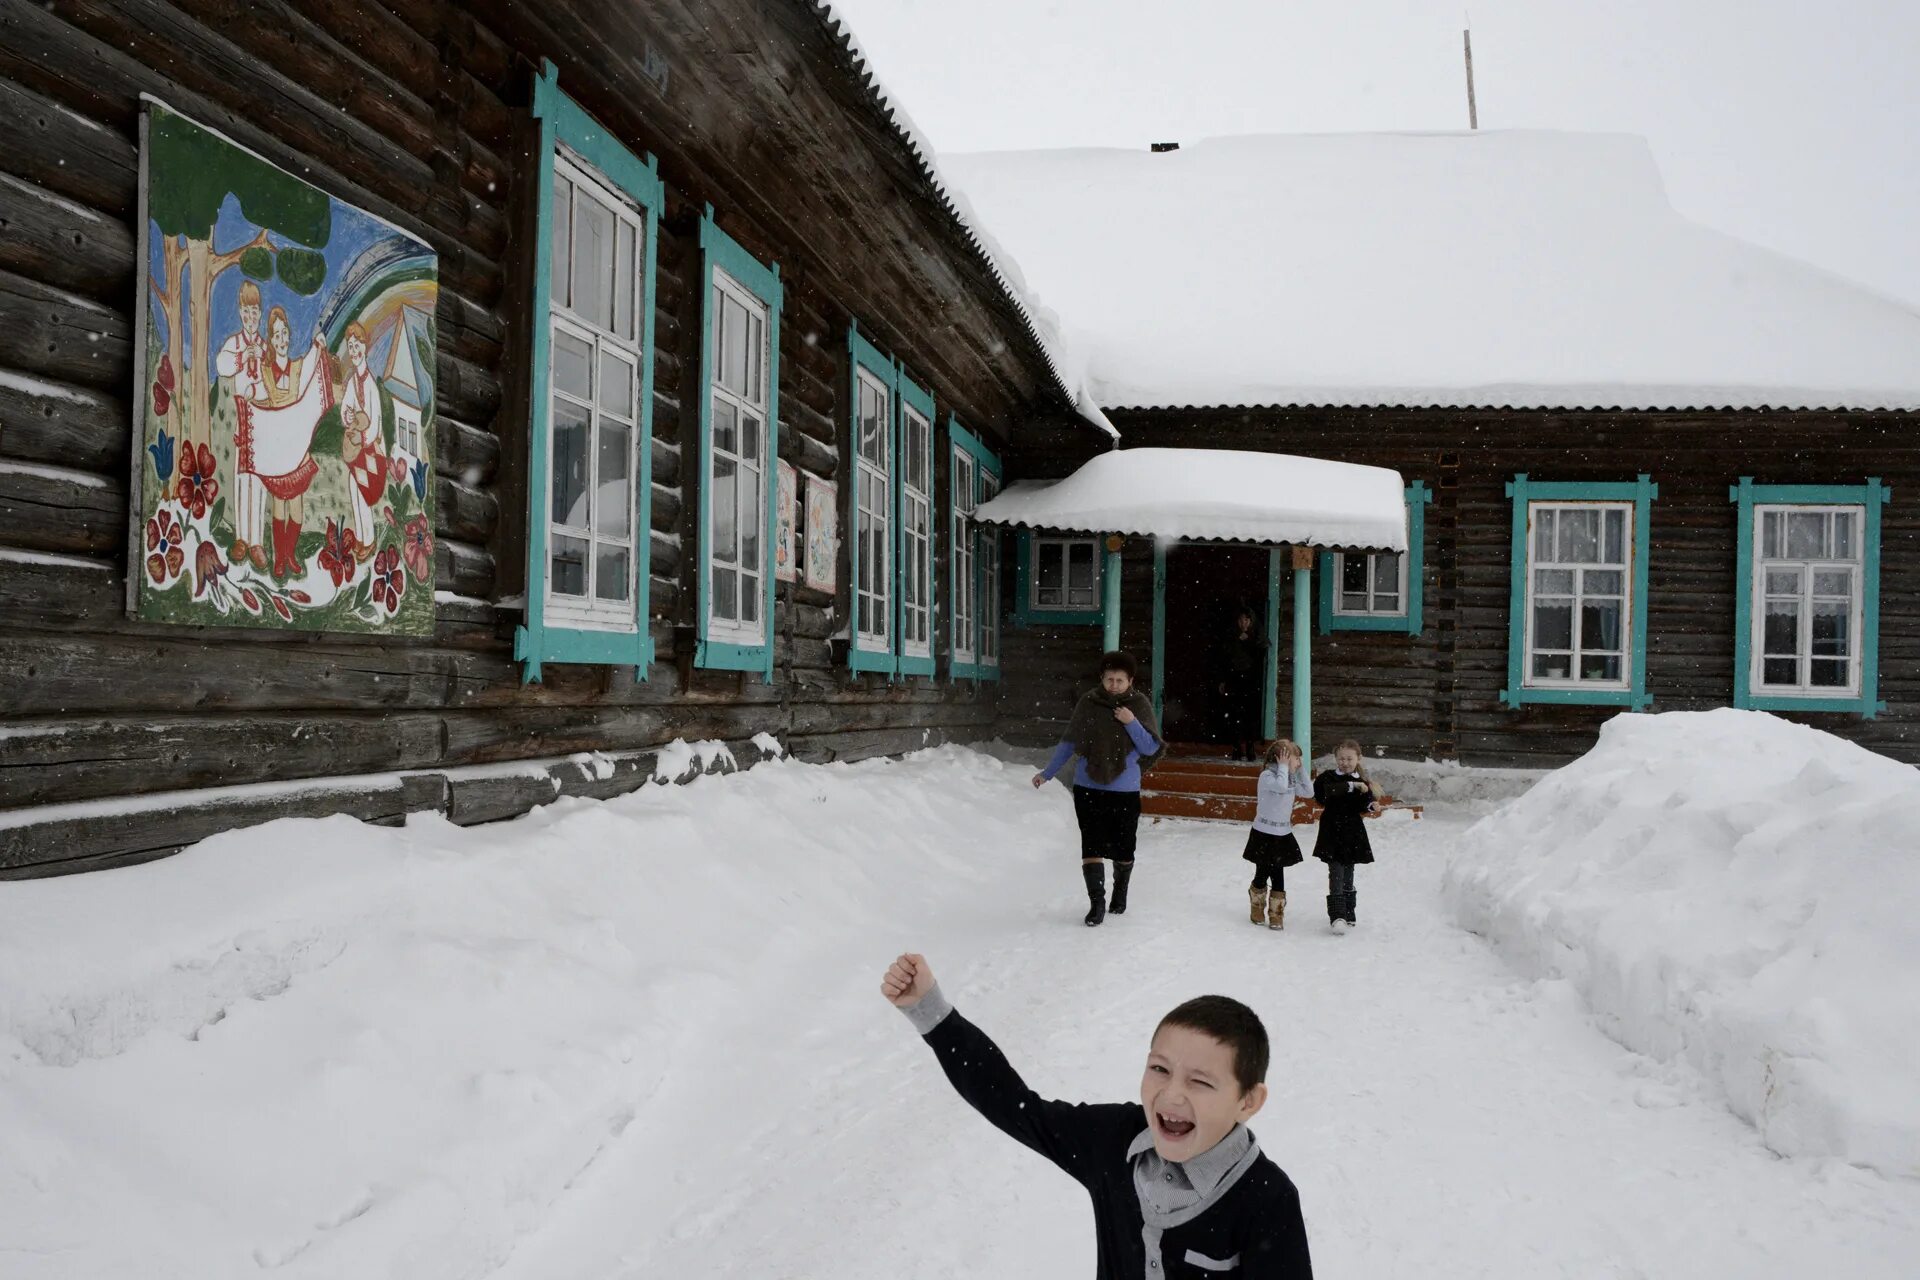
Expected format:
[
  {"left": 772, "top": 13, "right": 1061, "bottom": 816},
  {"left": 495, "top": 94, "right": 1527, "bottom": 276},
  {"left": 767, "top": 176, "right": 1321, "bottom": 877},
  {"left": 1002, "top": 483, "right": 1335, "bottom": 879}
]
[{"left": 1248, "top": 884, "right": 1268, "bottom": 925}]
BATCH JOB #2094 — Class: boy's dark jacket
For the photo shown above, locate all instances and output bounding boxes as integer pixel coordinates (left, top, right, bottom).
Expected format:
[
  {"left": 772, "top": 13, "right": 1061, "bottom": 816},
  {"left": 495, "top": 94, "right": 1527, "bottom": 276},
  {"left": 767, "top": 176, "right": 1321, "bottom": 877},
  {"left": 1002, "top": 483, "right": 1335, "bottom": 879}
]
[
  {"left": 920, "top": 1006, "right": 1312, "bottom": 1279},
  {"left": 1311, "top": 770, "right": 1376, "bottom": 864}
]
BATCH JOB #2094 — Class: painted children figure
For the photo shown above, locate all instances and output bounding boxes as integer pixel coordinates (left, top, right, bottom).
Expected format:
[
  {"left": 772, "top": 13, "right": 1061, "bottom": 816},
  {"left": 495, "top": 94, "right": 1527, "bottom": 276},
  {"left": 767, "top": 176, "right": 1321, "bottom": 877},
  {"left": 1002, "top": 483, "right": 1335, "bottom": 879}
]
[
  {"left": 338, "top": 322, "right": 388, "bottom": 560},
  {"left": 250, "top": 305, "right": 327, "bottom": 577},
  {"left": 214, "top": 280, "right": 270, "bottom": 567},
  {"left": 1311, "top": 739, "right": 1383, "bottom": 934},
  {"left": 883, "top": 953, "right": 1313, "bottom": 1278},
  {"left": 1243, "top": 739, "right": 1314, "bottom": 929}
]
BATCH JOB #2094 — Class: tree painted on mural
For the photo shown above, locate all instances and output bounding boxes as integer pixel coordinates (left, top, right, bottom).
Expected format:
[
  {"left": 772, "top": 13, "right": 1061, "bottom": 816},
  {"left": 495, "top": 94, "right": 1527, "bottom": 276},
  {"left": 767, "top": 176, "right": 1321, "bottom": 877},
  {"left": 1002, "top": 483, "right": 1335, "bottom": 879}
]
[{"left": 146, "top": 108, "right": 332, "bottom": 455}]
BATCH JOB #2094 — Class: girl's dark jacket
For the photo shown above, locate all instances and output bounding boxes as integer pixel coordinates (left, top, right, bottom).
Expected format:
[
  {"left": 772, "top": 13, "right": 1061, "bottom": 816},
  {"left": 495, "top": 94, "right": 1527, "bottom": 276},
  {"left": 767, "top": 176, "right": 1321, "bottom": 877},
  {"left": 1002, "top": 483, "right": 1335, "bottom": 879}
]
[
  {"left": 919, "top": 1005, "right": 1313, "bottom": 1279},
  {"left": 1311, "top": 770, "right": 1377, "bottom": 864}
]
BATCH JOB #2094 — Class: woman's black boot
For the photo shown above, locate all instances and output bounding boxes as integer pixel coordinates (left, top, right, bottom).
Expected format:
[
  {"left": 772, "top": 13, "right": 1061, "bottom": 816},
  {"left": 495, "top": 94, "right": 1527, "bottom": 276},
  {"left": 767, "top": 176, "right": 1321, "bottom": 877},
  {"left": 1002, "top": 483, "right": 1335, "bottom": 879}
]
[
  {"left": 1109, "top": 860, "right": 1134, "bottom": 914},
  {"left": 1083, "top": 863, "right": 1107, "bottom": 926}
]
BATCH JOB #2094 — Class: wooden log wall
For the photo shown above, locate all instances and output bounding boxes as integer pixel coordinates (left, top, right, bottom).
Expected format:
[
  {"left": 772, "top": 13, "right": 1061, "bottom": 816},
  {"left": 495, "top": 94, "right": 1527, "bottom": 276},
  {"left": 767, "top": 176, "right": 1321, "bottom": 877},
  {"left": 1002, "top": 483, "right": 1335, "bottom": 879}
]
[
  {"left": 0, "top": 0, "right": 1095, "bottom": 875},
  {"left": 1008, "top": 407, "right": 1919, "bottom": 769}
]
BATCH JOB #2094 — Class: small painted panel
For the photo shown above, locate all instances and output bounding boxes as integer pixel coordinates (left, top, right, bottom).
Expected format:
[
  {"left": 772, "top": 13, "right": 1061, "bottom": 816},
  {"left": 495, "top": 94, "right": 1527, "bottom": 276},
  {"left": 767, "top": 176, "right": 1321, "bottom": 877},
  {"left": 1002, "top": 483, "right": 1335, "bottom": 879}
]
[
  {"left": 133, "top": 103, "right": 439, "bottom": 634},
  {"left": 804, "top": 473, "right": 837, "bottom": 594},
  {"left": 775, "top": 459, "right": 799, "bottom": 583}
]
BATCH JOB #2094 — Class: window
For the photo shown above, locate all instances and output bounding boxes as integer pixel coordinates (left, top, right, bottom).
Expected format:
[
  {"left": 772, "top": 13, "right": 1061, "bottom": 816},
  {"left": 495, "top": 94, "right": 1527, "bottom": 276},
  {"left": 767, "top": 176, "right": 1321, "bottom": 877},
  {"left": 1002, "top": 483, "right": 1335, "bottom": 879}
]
[
  {"left": 545, "top": 154, "right": 644, "bottom": 629},
  {"left": 899, "top": 382, "right": 935, "bottom": 673},
  {"left": 515, "top": 66, "right": 662, "bottom": 684},
  {"left": 695, "top": 212, "right": 782, "bottom": 675},
  {"left": 853, "top": 367, "right": 892, "bottom": 653},
  {"left": 1319, "top": 482, "right": 1430, "bottom": 635},
  {"left": 1500, "top": 475, "right": 1656, "bottom": 710},
  {"left": 1012, "top": 532, "right": 1106, "bottom": 627},
  {"left": 948, "top": 418, "right": 1002, "bottom": 680},
  {"left": 1730, "top": 479, "right": 1887, "bottom": 716}
]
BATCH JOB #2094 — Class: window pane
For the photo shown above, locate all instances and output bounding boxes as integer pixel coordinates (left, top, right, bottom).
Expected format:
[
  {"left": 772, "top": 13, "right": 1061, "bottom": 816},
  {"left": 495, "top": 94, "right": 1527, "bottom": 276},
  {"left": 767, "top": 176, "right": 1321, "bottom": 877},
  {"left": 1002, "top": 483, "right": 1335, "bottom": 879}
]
[
  {"left": 712, "top": 456, "right": 737, "bottom": 563},
  {"left": 1762, "top": 600, "right": 1800, "bottom": 656},
  {"left": 1341, "top": 554, "right": 1369, "bottom": 597},
  {"left": 597, "top": 422, "right": 631, "bottom": 538},
  {"left": 1762, "top": 657, "right": 1796, "bottom": 686},
  {"left": 1581, "top": 599, "right": 1622, "bottom": 651},
  {"left": 1534, "top": 600, "right": 1573, "bottom": 650},
  {"left": 860, "top": 380, "right": 886, "bottom": 464},
  {"left": 554, "top": 330, "right": 592, "bottom": 400},
  {"left": 747, "top": 311, "right": 766, "bottom": 408},
  {"left": 1068, "top": 542, "right": 1095, "bottom": 588},
  {"left": 1604, "top": 509, "right": 1626, "bottom": 565},
  {"left": 551, "top": 397, "right": 590, "bottom": 530},
  {"left": 720, "top": 293, "right": 748, "bottom": 395},
  {"left": 574, "top": 193, "right": 614, "bottom": 330},
  {"left": 600, "top": 348, "right": 635, "bottom": 419},
  {"left": 1533, "top": 568, "right": 1575, "bottom": 595},
  {"left": 712, "top": 565, "right": 738, "bottom": 622},
  {"left": 1037, "top": 542, "right": 1062, "bottom": 604},
  {"left": 1812, "top": 569, "right": 1852, "bottom": 598},
  {"left": 615, "top": 219, "right": 636, "bottom": 341},
  {"left": 551, "top": 535, "right": 587, "bottom": 598},
  {"left": 743, "top": 570, "right": 760, "bottom": 624},
  {"left": 1532, "top": 653, "right": 1571, "bottom": 680},
  {"left": 742, "top": 412, "right": 761, "bottom": 463},
  {"left": 742, "top": 467, "right": 761, "bottom": 569},
  {"left": 1584, "top": 655, "right": 1622, "bottom": 683},
  {"left": 1374, "top": 552, "right": 1401, "bottom": 597},
  {"left": 1341, "top": 591, "right": 1369, "bottom": 612},
  {"left": 595, "top": 546, "right": 629, "bottom": 603},
  {"left": 1786, "top": 511, "right": 1824, "bottom": 559},
  {"left": 1373, "top": 590, "right": 1399, "bottom": 613},
  {"left": 1764, "top": 567, "right": 1801, "bottom": 597},
  {"left": 550, "top": 178, "right": 572, "bottom": 310},
  {"left": 1810, "top": 659, "right": 1849, "bottom": 688},
  {"left": 1812, "top": 602, "right": 1850, "bottom": 657},
  {"left": 1583, "top": 569, "right": 1623, "bottom": 596},
  {"left": 1558, "top": 509, "right": 1600, "bottom": 563},
  {"left": 1834, "top": 512, "right": 1855, "bottom": 559},
  {"left": 1761, "top": 511, "right": 1782, "bottom": 559},
  {"left": 1533, "top": 508, "right": 1555, "bottom": 562},
  {"left": 711, "top": 396, "right": 738, "bottom": 456}
]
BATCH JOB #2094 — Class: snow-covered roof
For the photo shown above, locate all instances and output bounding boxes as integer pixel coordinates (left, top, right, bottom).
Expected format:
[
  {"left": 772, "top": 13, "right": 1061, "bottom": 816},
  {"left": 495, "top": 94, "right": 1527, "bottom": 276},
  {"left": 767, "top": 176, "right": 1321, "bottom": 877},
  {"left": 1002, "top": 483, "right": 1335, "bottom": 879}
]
[
  {"left": 972, "top": 448, "right": 1407, "bottom": 549},
  {"left": 811, "top": 4, "right": 1114, "bottom": 437},
  {"left": 940, "top": 132, "right": 1920, "bottom": 413}
]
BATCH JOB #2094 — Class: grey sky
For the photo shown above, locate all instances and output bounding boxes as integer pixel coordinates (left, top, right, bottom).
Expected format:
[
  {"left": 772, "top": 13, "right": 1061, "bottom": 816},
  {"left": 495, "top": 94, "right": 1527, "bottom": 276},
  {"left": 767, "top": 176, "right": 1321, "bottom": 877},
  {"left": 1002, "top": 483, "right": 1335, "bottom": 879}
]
[{"left": 830, "top": 0, "right": 1920, "bottom": 308}]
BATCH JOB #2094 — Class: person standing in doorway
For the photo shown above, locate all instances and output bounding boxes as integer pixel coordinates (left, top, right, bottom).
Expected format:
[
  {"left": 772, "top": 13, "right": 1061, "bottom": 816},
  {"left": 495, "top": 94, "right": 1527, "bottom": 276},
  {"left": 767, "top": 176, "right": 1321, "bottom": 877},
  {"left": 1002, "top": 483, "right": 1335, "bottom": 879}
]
[
  {"left": 1032, "top": 651, "right": 1164, "bottom": 927},
  {"left": 1212, "top": 606, "right": 1263, "bottom": 761}
]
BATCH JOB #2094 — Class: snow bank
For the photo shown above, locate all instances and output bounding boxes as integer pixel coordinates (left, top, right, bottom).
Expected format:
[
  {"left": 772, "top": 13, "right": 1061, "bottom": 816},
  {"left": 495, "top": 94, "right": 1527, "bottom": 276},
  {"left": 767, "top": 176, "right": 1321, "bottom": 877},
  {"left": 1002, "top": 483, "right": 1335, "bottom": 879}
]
[
  {"left": 0, "top": 747, "right": 1050, "bottom": 1278},
  {"left": 1442, "top": 709, "right": 1920, "bottom": 1175}
]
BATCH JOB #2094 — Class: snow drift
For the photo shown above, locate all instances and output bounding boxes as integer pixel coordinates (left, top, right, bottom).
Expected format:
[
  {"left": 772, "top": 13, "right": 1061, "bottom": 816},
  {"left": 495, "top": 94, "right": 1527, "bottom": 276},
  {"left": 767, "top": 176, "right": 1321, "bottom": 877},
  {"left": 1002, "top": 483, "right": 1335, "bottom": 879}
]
[{"left": 1443, "top": 709, "right": 1920, "bottom": 1175}]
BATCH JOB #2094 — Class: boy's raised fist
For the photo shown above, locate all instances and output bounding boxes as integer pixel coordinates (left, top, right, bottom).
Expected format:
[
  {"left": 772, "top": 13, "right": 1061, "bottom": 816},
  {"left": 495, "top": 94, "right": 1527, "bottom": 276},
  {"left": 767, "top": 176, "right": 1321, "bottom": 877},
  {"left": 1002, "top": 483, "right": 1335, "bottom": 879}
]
[{"left": 881, "top": 953, "right": 935, "bottom": 1008}]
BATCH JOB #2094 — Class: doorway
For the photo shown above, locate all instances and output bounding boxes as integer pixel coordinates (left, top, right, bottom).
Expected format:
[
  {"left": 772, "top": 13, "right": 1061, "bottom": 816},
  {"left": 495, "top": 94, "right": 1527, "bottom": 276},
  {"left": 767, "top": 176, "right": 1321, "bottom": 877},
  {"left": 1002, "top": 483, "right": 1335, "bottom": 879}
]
[{"left": 1159, "top": 543, "right": 1276, "bottom": 746}]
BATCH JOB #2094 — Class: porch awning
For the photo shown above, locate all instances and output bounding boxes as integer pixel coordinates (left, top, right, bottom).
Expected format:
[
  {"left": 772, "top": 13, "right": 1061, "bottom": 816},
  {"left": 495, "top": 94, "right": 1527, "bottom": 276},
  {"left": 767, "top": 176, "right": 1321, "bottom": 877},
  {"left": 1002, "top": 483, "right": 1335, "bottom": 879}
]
[{"left": 972, "top": 447, "right": 1408, "bottom": 550}]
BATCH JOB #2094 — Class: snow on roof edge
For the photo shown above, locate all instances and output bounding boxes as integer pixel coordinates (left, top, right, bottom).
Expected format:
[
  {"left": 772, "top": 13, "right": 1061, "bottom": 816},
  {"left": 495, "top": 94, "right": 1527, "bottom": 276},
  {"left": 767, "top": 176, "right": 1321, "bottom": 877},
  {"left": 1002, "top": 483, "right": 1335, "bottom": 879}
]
[{"left": 810, "top": 3, "right": 1117, "bottom": 441}]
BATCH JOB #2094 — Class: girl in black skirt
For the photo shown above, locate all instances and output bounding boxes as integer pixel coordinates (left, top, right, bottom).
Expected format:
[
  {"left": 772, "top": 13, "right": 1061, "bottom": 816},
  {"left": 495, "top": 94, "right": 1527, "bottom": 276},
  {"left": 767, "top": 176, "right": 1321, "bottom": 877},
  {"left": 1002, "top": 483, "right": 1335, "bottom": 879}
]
[
  {"left": 1242, "top": 738, "right": 1314, "bottom": 929},
  {"left": 1313, "top": 739, "right": 1383, "bottom": 934}
]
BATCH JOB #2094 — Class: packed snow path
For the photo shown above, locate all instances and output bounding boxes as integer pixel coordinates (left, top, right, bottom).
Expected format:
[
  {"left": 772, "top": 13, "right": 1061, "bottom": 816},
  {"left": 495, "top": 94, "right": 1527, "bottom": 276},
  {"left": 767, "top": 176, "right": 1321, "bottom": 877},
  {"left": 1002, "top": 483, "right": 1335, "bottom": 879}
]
[{"left": 4, "top": 748, "right": 1916, "bottom": 1278}]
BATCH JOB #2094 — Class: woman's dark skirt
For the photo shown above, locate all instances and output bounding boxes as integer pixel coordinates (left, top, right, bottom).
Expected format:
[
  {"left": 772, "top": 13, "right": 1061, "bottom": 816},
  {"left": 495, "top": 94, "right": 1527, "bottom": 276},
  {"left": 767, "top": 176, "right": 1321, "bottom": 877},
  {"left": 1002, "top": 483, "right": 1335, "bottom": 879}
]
[
  {"left": 1072, "top": 785, "right": 1142, "bottom": 861},
  {"left": 1241, "top": 828, "right": 1304, "bottom": 868}
]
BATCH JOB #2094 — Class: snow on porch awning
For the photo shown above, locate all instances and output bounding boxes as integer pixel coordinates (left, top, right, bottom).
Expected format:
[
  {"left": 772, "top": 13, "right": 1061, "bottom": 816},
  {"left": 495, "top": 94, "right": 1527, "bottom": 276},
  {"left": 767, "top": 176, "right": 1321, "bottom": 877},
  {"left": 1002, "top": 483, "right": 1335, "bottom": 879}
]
[{"left": 972, "top": 448, "right": 1408, "bottom": 551}]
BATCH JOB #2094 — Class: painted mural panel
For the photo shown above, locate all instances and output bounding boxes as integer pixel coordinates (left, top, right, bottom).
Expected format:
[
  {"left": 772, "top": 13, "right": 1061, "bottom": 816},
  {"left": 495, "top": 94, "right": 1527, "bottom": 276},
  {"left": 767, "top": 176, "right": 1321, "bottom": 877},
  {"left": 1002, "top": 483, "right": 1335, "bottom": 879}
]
[
  {"left": 132, "top": 103, "right": 439, "bottom": 634},
  {"left": 804, "top": 474, "right": 837, "bottom": 594},
  {"left": 775, "top": 459, "right": 798, "bottom": 584}
]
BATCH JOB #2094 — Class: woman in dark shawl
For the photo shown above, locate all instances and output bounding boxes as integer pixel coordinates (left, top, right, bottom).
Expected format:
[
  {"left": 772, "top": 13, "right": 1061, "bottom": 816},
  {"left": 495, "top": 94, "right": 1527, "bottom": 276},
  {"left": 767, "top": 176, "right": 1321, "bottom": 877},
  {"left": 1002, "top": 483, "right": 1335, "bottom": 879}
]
[{"left": 1031, "top": 650, "right": 1165, "bottom": 926}]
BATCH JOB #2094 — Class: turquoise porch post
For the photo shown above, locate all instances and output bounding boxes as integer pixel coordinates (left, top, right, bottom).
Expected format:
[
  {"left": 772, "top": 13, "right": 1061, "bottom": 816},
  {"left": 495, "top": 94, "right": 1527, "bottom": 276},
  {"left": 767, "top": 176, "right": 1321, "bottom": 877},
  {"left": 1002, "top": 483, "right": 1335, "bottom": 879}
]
[
  {"left": 1102, "top": 544, "right": 1122, "bottom": 651},
  {"left": 1291, "top": 547, "right": 1312, "bottom": 761}
]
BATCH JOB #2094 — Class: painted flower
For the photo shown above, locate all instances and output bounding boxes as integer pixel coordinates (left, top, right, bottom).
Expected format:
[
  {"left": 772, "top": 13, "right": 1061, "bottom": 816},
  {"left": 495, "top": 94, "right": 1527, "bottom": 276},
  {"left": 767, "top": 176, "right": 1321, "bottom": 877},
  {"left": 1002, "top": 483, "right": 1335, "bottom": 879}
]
[
  {"left": 401, "top": 512, "right": 433, "bottom": 584},
  {"left": 193, "top": 539, "right": 226, "bottom": 599},
  {"left": 144, "top": 506, "right": 185, "bottom": 586},
  {"left": 147, "top": 426, "right": 175, "bottom": 485},
  {"left": 239, "top": 587, "right": 261, "bottom": 614},
  {"left": 317, "top": 518, "right": 358, "bottom": 589},
  {"left": 409, "top": 457, "right": 428, "bottom": 501},
  {"left": 270, "top": 594, "right": 292, "bottom": 622},
  {"left": 151, "top": 380, "right": 171, "bottom": 418},
  {"left": 176, "top": 441, "right": 220, "bottom": 521},
  {"left": 370, "top": 546, "right": 406, "bottom": 614}
]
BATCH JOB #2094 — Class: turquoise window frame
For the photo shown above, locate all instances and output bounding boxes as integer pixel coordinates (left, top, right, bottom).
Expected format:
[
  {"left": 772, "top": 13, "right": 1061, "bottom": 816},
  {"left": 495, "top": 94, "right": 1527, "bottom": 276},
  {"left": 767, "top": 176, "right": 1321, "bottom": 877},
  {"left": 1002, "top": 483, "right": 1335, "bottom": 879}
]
[
  {"left": 897, "top": 371, "right": 937, "bottom": 678},
  {"left": 694, "top": 208, "right": 782, "bottom": 677},
  {"left": 514, "top": 62, "right": 663, "bottom": 684},
  {"left": 1012, "top": 531, "right": 1107, "bottom": 627},
  {"left": 948, "top": 417, "right": 1002, "bottom": 682},
  {"left": 1500, "top": 474, "right": 1657, "bottom": 711},
  {"left": 847, "top": 326, "right": 900, "bottom": 676},
  {"left": 1729, "top": 477, "right": 1888, "bottom": 717},
  {"left": 1318, "top": 482, "right": 1431, "bottom": 635}
]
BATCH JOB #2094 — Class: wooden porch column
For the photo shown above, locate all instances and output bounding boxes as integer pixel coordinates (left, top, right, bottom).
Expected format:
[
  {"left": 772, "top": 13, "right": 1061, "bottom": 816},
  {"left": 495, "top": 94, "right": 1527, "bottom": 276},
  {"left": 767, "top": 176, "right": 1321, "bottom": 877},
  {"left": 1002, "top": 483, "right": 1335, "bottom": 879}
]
[
  {"left": 1291, "top": 546, "right": 1313, "bottom": 762},
  {"left": 1102, "top": 538, "right": 1122, "bottom": 651}
]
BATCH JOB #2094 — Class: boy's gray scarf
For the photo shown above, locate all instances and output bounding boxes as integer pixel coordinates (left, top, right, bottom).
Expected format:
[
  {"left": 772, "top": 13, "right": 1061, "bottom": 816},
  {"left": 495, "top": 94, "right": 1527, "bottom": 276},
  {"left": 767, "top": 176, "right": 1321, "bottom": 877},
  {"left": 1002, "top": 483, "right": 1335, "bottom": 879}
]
[{"left": 1064, "top": 687, "right": 1164, "bottom": 785}]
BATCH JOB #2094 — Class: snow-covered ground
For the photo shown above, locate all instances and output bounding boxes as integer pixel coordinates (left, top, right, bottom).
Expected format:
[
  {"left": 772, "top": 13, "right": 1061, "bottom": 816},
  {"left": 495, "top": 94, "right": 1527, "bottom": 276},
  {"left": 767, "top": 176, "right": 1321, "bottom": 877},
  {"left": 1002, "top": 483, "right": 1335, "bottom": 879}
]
[{"left": 4, "top": 740, "right": 1917, "bottom": 1278}]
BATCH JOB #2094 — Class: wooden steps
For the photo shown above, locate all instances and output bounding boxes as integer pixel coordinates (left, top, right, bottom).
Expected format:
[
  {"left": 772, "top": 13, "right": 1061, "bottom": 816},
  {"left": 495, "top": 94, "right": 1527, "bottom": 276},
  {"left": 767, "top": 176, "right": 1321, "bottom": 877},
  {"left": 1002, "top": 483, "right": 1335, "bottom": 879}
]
[{"left": 1141, "top": 744, "right": 1423, "bottom": 825}]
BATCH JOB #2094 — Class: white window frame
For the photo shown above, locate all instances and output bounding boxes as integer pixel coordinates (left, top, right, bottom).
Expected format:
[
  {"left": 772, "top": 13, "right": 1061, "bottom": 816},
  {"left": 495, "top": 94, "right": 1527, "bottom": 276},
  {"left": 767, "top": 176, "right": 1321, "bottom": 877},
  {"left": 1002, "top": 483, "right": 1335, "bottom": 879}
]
[
  {"left": 1029, "top": 535, "right": 1103, "bottom": 614},
  {"left": 901, "top": 403, "right": 934, "bottom": 661},
  {"left": 1522, "top": 500, "right": 1634, "bottom": 692},
  {"left": 854, "top": 367, "right": 893, "bottom": 653},
  {"left": 705, "top": 265, "right": 771, "bottom": 647},
  {"left": 1331, "top": 545, "right": 1409, "bottom": 619},
  {"left": 1751, "top": 504, "right": 1864, "bottom": 698},
  {"left": 543, "top": 152, "right": 645, "bottom": 632},
  {"left": 951, "top": 446, "right": 977, "bottom": 666},
  {"left": 980, "top": 471, "right": 1001, "bottom": 669}
]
